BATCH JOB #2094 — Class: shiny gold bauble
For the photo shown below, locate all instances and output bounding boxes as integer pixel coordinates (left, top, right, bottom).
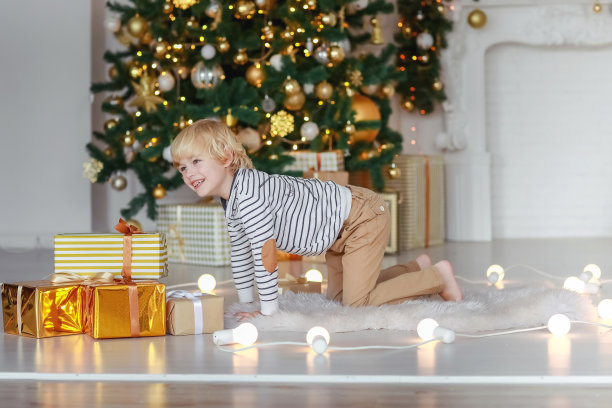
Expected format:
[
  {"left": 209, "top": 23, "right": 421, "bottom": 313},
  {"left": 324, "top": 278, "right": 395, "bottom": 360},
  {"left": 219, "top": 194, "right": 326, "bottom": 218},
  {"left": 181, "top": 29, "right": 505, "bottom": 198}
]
[
  {"left": 350, "top": 94, "right": 381, "bottom": 144},
  {"left": 126, "top": 219, "right": 142, "bottom": 231},
  {"left": 401, "top": 99, "right": 415, "bottom": 112},
  {"left": 108, "top": 66, "right": 119, "bottom": 80},
  {"left": 105, "top": 95, "right": 124, "bottom": 108},
  {"left": 127, "top": 15, "right": 149, "bottom": 38},
  {"left": 283, "top": 91, "right": 306, "bottom": 111},
  {"left": 437, "top": 4, "right": 445, "bottom": 14},
  {"left": 128, "top": 62, "right": 144, "bottom": 79},
  {"left": 387, "top": 166, "right": 401, "bottom": 179},
  {"left": 432, "top": 80, "right": 444, "bottom": 92},
  {"left": 110, "top": 174, "right": 127, "bottom": 191},
  {"left": 218, "top": 38, "right": 230, "bottom": 53},
  {"left": 122, "top": 132, "right": 136, "bottom": 146},
  {"left": 234, "top": 0, "right": 256, "bottom": 19},
  {"left": 141, "top": 31, "right": 154, "bottom": 47},
  {"left": 246, "top": 63, "right": 265, "bottom": 87},
  {"left": 380, "top": 84, "right": 395, "bottom": 98},
  {"left": 233, "top": 48, "right": 248, "bottom": 65},
  {"left": 282, "top": 78, "right": 301, "bottom": 95},
  {"left": 176, "top": 66, "right": 189, "bottom": 79},
  {"left": 467, "top": 9, "right": 487, "bottom": 29},
  {"left": 104, "top": 118, "right": 119, "bottom": 131},
  {"left": 402, "top": 25, "right": 412, "bottom": 38},
  {"left": 153, "top": 41, "right": 170, "bottom": 60},
  {"left": 152, "top": 184, "right": 167, "bottom": 199},
  {"left": 420, "top": 53, "right": 430, "bottom": 64},
  {"left": 361, "top": 84, "right": 380, "bottom": 96},
  {"left": 328, "top": 44, "right": 345, "bottom": 65},
  {"left": 224, "top": 111, "right": 238, "bottom": 127},
  {"left": 593, "top": 3, "right": 603, "bottom": 12},
  {"left": 104, "top": 147, "right": 114, "bottom": 157},
  {"left": 262, "top": 24, "right": 274, "bottom": 41},
  {"left": 163, "top": 2, "right": 174, "bottom": 14},
  {"left": 320, "top": 13, "right": 337, "bottom": 26},
  {"left": 315, "top": 81, "right": 333, "bottom": 100}
]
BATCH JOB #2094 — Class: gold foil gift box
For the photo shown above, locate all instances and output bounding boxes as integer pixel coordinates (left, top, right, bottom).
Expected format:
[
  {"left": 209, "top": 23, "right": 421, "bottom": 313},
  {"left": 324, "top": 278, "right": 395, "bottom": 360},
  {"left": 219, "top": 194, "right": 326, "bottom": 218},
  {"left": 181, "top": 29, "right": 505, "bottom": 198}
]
[
  {"left": 166, "top": 290, "right": 224, "bottom": 335},
  {"left": 84, "top": 280, "right": 166, "bottom": 339},
  {"left": 2, "top": 280, "right": 85, "bottom": 338},
  {"left": 54, "top": 219, "right": 168, "bottom": 280}
]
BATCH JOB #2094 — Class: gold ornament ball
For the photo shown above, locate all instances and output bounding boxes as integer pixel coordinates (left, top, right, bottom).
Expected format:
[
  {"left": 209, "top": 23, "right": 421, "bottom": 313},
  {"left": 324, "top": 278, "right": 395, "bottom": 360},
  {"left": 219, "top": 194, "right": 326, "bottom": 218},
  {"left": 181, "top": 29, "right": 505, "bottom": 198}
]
[
  {"left": 110, "top": 174, "right": 128, "bottom": 191},
  {"left": 126, "top": 219, "right": 142, "bottom": 231},
  {"left": 262, "top": 25, "right": 274, "bottom": 41},
  {"left": 176, "top": 66, "right": 189, "bottom": 79},
  {"left": 104, "top": 118, "right": 119, "bottom": 131},
  {"left": 437, "top": 5, "right": 445, "bottom": 14},
  {"left": 122, "top": 133, "right": 136, "bottom": 147},
  {"left": 128, "top": 62, "right": 143, "bottom": 79},
  {"left": 152, "top": 184, "right": 166, "bottom": 199},
  {"left": 163, "top": 3, "right": 174, "bottom": 14},
  {"left": 153, "top": 41, "right": 170, "bottom": 60},
  {"left": 237, "top": 127, "right": 262, "bottom": 152},
  {"left": 233, "top": 49, "right": 248, "bottom": 65},
  {"left": 218, "top": 38, "right": 230, "bottom": 53},
  {"left": 350, "top": 94, "right": 381, "bottom": 144},
  {"left": 387, "top": 166, "right": 401, "bottom": 179},
  {"left": 283, "top": 78, "right": 301, "bottom": 95},
  {"left": 432, "top": 80, "right": 444, "bottom": 92},
  {"left": 235, "top": 0, "right": 256, "bottom": 19},
  {"left": 104, "top": 147, "right": 115, "bottom": 157},
  {"left": 283, "top": 92, "right": 306, "bottom": 111},
  {"left": 467, "top": 9, "right": 487, "bottom": 29},
  {"left": 328, "top": 44, "right": 345, "bottom": 65},
  {"left": 127, "top": 15, "right": 149, "bottom": 38},
  {"left": 320, "top": 13, "right": 337, "bottom": 26},
  {"left": 108, "top": 66, "right": 119, "bottom": 80},
  {"left": 420, "top": 54, "right": 430, "bottom": 65},
  {"left": 246, "top": 63, "right": 265, "bottom": 87},
  {"left": 593, "top": 3, "right": 603, "bottom": 12},
  {"left": 401, "top": 99, "right": 415, "bottom": 112},
  {"left": 140, "top": 31, "right": 154, "bottom": 46},
  {"left": 380, "top": 84, "right": 395, "bottom": 98},
  {"left": 315, "top": 81, "right": 333, "bottom": 100},
  {"left": 361, "top": 84, "right": 380, "bottom": 96},
  {"left": 402, "top": 25, "right": 412, "bottom": 38},
  {"left": 344, "top": 123, "right": 356, "bottom": 134}
]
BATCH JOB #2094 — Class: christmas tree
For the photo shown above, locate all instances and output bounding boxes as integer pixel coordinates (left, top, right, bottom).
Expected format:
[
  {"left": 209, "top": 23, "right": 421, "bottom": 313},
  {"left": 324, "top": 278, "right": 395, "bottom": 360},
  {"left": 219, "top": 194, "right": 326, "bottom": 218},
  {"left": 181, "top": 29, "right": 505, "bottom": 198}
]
[{"left": 85, "top": 0, "right": 453, "bottom": 220}]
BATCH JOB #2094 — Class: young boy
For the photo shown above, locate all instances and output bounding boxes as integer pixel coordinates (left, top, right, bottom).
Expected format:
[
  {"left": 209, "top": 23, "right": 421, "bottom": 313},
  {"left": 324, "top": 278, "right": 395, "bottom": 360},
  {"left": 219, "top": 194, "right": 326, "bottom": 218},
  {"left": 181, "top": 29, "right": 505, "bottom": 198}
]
[{"left": 171, "top": 119, "right": 462, "bottom": 318}]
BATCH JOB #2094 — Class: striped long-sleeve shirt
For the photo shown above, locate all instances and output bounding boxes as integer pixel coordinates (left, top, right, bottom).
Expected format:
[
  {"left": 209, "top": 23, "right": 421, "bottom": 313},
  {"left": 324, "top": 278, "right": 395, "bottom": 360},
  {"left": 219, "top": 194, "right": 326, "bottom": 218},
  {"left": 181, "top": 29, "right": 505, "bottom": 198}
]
[{"left": 221, "top": 168, "right": 352, "bottom": 315}]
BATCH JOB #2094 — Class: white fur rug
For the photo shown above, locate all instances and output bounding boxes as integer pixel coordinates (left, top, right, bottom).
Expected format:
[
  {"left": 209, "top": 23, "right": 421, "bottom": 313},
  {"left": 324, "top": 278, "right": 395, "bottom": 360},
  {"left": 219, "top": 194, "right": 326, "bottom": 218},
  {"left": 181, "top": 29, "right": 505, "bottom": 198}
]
[{"left": 225, "top": 286, "right": 597, "bottom": 333}]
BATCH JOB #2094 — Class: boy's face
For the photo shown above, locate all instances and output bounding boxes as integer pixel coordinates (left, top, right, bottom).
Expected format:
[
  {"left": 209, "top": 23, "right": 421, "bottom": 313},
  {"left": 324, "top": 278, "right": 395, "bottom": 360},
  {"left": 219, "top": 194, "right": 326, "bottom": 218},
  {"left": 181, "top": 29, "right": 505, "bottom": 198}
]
[{"left": 177, "top": 154, "right": 233, "bottom": 199}]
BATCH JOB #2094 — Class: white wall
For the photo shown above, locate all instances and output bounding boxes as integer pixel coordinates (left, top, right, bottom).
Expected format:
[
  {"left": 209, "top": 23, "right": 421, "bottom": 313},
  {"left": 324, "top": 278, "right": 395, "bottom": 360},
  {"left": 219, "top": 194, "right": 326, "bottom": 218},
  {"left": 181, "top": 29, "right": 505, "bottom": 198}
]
[
  {"left": 487, "top": 43, "right": 612, "bottom": 238},
  {"left": 0, "top": 1, "right": 92, "bottom": 248}
]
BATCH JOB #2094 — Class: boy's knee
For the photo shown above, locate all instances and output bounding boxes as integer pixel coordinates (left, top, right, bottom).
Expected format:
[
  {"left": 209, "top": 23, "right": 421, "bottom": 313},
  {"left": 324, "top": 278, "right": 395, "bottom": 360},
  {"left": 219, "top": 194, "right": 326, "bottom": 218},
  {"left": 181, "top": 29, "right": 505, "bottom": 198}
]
[{"left": 261, "top": 239, "right": 277, "bottom": 273}]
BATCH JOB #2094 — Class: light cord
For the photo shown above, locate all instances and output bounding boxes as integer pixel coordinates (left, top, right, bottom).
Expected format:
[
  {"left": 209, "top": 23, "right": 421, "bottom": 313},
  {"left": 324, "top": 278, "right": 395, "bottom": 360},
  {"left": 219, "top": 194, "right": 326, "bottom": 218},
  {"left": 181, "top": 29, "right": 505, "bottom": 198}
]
[
  {"left": 455, "top": 326, "right": 547, "bottom": 338},
  {"left": 215, "top": 338, "right": 437, "bottom": 353}
]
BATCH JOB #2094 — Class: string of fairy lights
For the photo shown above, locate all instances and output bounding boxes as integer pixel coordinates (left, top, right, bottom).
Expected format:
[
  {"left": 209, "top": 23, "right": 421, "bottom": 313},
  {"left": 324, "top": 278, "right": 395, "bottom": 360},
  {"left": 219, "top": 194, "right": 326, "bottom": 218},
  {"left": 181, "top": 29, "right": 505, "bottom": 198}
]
[{"left": 169, "top": 262, "right": 612, "bottom": 354}]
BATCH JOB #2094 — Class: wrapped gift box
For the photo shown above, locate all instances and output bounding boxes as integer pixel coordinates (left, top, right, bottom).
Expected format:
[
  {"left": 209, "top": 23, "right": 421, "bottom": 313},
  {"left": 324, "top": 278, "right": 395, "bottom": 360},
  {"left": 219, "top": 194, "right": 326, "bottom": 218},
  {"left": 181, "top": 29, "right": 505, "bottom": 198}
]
[
  {"left": 157, "top": 201, "right": 231, "bottom": 266},
  {"left": 166, "top": 292, "right": 224, "bottom": 335},
  {"left": 303, "top": 169, "right": 349, "bottom": 186},
  {"left": 84, "top": 281, "right": 166, "bottom": 339},
  {"left": 284, "top": 150, "right": 344, "bottom": 172},
  {"left": 2, "top": 280, "right": 85, "bottom": 338},
  {"left": 54, "top": 233, "right": 168, "bottom": 280},
  {"left": 349, "top": 155, "right": 445, "bottom": 250},
  {"left": 278, "top": 278, "right": 321, "bottom": 295}
]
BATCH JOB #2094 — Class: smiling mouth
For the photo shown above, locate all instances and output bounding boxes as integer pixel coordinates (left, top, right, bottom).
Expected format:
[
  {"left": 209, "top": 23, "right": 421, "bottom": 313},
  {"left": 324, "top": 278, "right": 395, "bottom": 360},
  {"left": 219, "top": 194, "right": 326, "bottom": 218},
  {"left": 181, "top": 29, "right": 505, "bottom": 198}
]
[{"left": 192, "top": 179, "right": 205, "bottom": 189}]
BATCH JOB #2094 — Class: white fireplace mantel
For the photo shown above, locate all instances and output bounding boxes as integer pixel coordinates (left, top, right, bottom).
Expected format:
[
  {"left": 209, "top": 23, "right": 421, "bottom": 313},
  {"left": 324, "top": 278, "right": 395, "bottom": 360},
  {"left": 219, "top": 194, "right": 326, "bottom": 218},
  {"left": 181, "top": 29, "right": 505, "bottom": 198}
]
[{"left": 440, "top": 1, "right": 612, "bottom": 241}]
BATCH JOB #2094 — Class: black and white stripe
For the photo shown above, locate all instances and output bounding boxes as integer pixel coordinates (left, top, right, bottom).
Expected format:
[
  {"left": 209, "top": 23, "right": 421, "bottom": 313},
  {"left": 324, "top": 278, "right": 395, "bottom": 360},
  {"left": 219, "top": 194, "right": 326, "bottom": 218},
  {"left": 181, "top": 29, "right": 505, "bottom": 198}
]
[{"left": 224, "top": 168, "right": 351, "bottom": 315}]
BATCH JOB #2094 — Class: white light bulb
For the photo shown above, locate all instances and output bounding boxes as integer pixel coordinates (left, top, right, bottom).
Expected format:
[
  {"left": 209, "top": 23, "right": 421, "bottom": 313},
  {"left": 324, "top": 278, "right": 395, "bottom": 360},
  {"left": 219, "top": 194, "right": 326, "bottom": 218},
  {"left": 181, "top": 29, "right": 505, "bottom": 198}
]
[
  {"left": 580, "top": 264, "right": 602, "bottom": 283},
  {"left": 598, "top": 299, "right": 612, "bottom": 319},
  {"left": 198, "top": 274, "right": 216, "bottom": 293},
  {"left": 547, "top": 314, "right": 571, "bottom": 336},
  {"left": 563, "top": 276, "right": 599, "bottom": 294},
  {"left": 305, "top": 268, "right": 323, "bottom": 283},
  {"left": 213, "top": 323, "right": 259, "bottom": 346},
  {"left": 306, "top": 326, "right": 330, "bottom": 354},
  {"left": 417, "top": 318, "right": 439, "bottom": 341},
  {"left": 486, "top": 264, "right": 505, "bottom": 284}
]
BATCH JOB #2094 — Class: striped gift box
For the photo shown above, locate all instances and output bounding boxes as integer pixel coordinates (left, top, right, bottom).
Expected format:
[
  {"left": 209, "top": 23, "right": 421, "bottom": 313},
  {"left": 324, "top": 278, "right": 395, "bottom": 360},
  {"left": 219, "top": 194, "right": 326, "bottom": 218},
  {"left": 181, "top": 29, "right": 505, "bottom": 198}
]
[
  {"left": 284, "top": 150, "right": 344, "bottom": 172},
  {"left": 156, "top": 202, "right": 231, "bottom": 266},
  {"left": 53, "top": 233, "right": 168, "bottom": 280}
]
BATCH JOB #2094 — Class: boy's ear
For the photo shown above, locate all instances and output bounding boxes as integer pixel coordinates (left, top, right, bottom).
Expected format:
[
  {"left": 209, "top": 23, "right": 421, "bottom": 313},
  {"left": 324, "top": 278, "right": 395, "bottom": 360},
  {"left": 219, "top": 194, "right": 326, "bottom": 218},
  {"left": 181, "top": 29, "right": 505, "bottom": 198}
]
[{"left": 223, "top": 149, "right": 234, "bottom": 168}]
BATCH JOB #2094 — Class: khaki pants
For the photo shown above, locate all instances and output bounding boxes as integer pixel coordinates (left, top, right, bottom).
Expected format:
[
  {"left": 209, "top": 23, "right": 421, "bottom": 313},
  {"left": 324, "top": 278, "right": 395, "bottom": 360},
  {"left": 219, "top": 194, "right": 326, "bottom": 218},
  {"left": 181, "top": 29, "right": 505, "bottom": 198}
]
[{"left": 326, "top": 185, "right": 445, "bottom": 306}]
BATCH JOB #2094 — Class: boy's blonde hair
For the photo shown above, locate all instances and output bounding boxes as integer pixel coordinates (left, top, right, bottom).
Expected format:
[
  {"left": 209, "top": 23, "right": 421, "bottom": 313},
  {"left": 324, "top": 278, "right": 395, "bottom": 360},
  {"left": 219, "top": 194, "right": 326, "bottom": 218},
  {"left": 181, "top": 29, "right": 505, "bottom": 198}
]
[{"left": 171, "top": 119, "right": 254, "bottom": 171}]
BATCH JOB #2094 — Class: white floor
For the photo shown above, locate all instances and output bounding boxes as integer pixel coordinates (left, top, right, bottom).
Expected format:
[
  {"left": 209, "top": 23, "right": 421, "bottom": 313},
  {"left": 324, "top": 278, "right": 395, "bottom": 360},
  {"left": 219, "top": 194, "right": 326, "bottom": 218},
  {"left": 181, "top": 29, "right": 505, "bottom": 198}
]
[{"left": 2, "top": 239, "right": 612, "bottom": 407}]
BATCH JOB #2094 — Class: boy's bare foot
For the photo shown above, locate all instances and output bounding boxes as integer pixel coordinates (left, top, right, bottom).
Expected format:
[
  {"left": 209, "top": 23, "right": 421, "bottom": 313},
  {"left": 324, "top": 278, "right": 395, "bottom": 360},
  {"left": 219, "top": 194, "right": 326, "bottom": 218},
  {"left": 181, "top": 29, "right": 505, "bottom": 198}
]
[
  {"left": 416, "top": 254, "right": 432, "bottom": 270},
  {"left": 435, "top": 260, "right": 463, "bottom": 302}
]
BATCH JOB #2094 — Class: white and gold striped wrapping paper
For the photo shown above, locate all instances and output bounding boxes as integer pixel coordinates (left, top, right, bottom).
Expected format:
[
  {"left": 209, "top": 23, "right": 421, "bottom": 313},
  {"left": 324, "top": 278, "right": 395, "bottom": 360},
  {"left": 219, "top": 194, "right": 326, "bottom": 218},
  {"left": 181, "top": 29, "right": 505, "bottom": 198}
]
[
  {"left": 284, "top": 150, "right": 345, "bottom": 172},
  {"left": 156, "top": 202, "right": 231, "bottom": 266},
  {"left": 53, "top": 233, "right": 168, "bottom": 280}
]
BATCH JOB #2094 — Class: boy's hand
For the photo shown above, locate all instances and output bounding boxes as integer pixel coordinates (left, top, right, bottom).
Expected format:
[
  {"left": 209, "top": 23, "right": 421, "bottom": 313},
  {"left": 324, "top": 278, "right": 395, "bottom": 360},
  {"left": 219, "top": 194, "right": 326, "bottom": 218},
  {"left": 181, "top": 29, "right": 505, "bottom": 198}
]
[{"left": 234, "top": 311, "right": 262, "bottom": 322}]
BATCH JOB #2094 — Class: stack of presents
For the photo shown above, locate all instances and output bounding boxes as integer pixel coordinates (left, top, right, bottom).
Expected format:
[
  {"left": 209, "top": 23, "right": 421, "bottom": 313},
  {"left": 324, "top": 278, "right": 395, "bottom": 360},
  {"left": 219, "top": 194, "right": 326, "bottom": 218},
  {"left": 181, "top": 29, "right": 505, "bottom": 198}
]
[{"left": 1, "top": 151, "right": 444, "bottom": 339}]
